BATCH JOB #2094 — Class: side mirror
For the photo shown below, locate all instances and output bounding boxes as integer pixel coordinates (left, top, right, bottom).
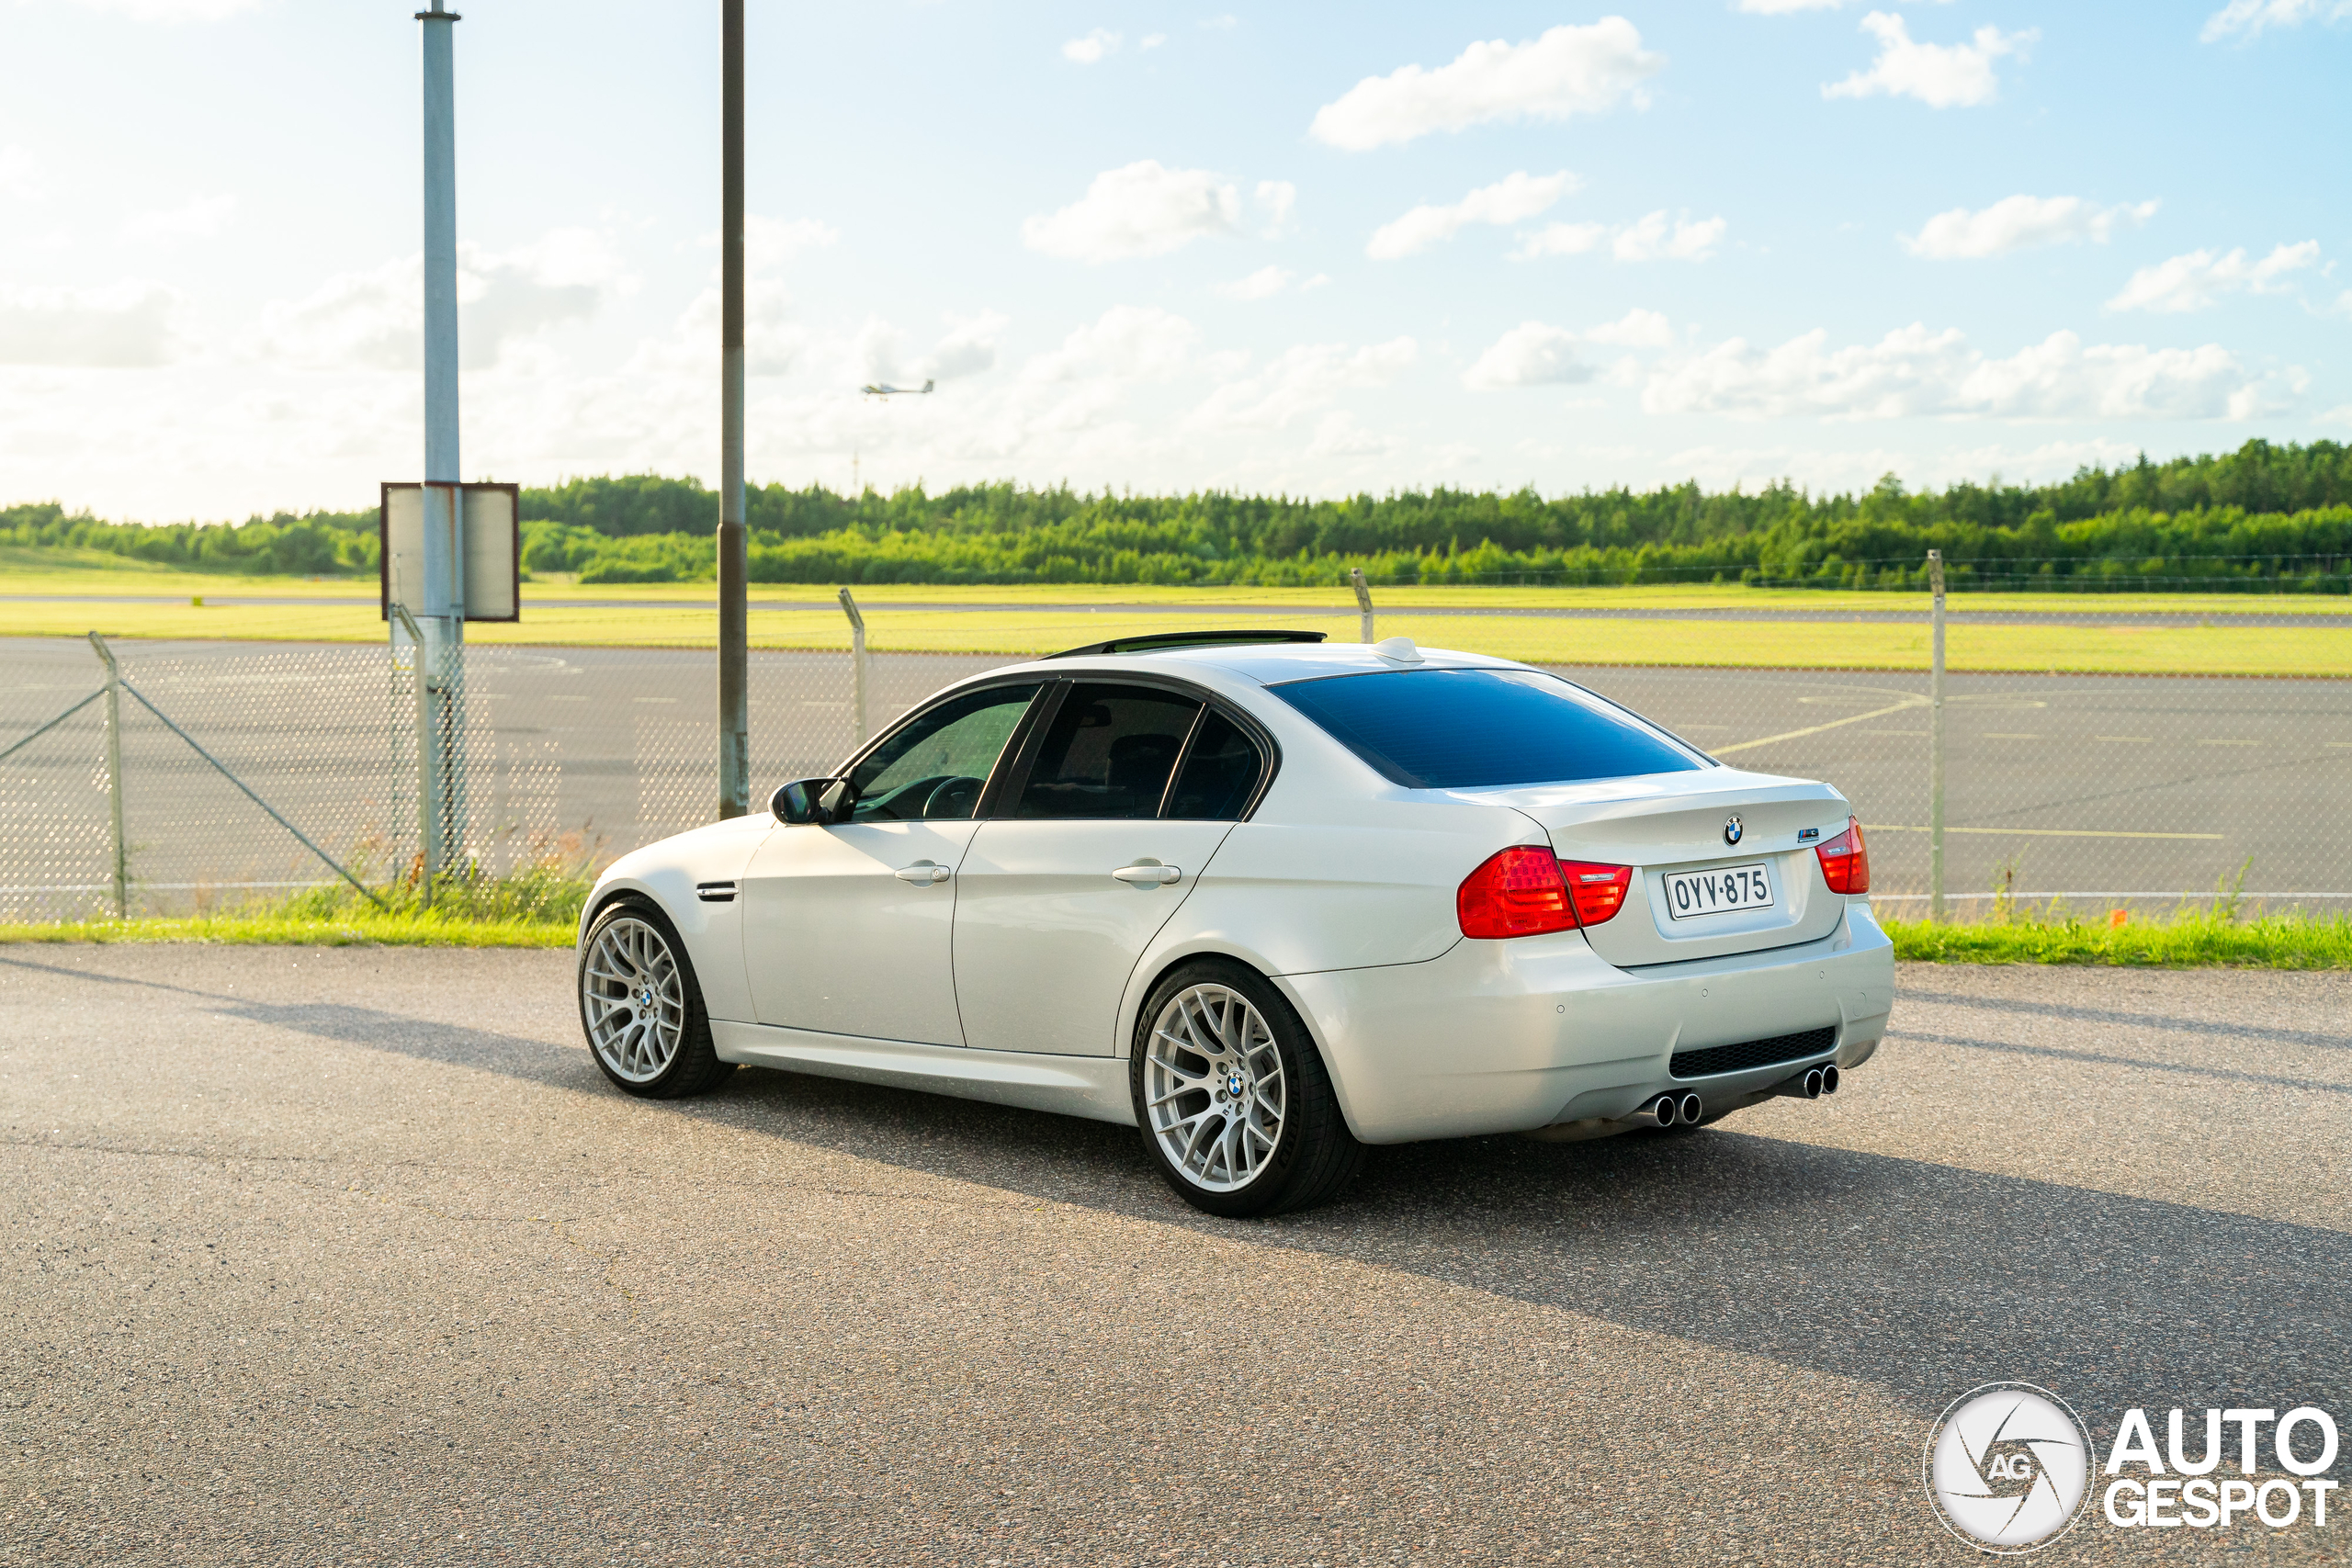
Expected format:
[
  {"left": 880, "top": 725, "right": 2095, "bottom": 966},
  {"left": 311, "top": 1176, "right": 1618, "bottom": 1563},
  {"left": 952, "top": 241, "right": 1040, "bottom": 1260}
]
[{"left": 772, "top": 778, "right": 836, "bottom": 825}]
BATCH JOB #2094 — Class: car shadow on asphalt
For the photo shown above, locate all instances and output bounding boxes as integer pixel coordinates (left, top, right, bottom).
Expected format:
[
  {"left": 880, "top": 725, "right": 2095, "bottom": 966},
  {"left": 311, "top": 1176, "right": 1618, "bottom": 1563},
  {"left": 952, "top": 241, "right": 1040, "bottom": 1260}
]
[
  {"left": 161, "top": 983, "right": 2352, "bottom": 1438},
  {"left": 16, "top": 946, "right": 2331, "bottom": 1438}
]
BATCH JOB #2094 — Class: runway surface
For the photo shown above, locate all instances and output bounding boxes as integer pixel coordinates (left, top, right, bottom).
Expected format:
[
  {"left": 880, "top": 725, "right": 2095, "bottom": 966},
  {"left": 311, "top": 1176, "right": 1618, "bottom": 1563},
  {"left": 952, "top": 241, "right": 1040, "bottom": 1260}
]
[
  {"left": 3, "top": 637, "right": 2346, "bottom": 915},
  {"left": 2, "top": 945, "right": 2345, "bottom": 1564}
]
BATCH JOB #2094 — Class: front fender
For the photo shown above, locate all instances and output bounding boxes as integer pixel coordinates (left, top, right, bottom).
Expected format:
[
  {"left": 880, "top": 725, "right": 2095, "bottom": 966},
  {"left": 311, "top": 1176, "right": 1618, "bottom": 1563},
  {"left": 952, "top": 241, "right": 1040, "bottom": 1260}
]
[{"left": 581, "top": 815, "right": 775, "bottom": 1023}]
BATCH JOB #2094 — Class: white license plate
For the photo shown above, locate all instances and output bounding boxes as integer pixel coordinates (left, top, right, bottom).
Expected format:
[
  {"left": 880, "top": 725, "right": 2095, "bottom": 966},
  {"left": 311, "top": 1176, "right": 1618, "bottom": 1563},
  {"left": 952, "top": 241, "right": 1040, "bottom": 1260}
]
[{"left": 1663, "top": 863, "right": 1775, "bottom": 920}]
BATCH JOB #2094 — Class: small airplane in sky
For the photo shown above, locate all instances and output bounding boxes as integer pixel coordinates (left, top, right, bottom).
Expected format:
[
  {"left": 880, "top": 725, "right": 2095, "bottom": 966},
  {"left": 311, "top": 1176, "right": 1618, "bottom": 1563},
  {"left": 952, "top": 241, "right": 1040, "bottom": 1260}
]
[{"left": 861, "top": 378, "right": 934, "bottom": 398}]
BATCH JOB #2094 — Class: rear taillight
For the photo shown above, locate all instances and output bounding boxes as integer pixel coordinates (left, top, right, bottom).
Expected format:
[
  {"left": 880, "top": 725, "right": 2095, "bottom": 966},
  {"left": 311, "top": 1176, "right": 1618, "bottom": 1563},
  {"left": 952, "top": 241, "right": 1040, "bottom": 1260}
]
[
  {"left": 1816, "top": 817, "right": 1871, "bottom": 895},
  {"left": 1457, "top": 847, "right": 1574, "bottom": 938},
  {"left": 1557, "top": 860, "right": 1633, "bottom": 927},
  {"left": 1458, "top": 849, "right": 1634, "bottom": 937}
]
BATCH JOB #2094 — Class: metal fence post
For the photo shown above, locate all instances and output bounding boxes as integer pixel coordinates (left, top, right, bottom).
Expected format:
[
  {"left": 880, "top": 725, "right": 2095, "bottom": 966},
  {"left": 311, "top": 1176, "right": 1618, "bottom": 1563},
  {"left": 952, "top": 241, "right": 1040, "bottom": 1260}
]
[
  {"left": 1351, "top": 567, "right": 1374, "bottom": 643},
  {"left": 839, "top": 587, "right": 868, "bottom": 744},
  {"left": 390, "top": 603, "right": 436, "bottom": 905},
  {"left": 86, "top": 631, "right": 127, "bottom": 918},
  {"left": 1928, "top": 550, "right": 1946, "bottom": 922}
]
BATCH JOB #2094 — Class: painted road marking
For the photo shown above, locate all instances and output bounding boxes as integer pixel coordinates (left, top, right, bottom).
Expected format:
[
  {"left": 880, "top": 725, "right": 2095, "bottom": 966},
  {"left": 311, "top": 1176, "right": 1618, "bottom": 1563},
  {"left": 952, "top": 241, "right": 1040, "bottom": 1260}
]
[{"left": 1714, "top": 696, "right": 1926, "bottom": 756}]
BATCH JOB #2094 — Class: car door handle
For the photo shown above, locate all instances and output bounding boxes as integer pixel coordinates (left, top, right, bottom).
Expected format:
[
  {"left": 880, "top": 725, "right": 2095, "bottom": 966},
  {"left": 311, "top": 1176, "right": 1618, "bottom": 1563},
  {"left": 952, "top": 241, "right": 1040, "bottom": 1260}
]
[
  {"left": 1112, "top": 863, "right": 1182, "bottom": 886},
  {"left": 895, "top": 862, "right": 952, "bottom": 885}
]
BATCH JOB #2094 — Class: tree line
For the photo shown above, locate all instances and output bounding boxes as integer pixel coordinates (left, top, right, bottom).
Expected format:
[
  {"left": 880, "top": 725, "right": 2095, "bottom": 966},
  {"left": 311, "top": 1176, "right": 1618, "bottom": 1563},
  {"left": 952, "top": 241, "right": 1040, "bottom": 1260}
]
[{"left": 7, "top": 438, "right": 2352, "bottom": 592}]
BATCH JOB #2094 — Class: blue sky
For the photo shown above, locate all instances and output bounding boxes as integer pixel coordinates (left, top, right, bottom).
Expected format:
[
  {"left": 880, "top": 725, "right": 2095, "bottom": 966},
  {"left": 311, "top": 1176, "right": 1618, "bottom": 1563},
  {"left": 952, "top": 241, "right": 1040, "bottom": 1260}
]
[{"left": 2, "top": 0, "right": 2347, "bottom": 519}]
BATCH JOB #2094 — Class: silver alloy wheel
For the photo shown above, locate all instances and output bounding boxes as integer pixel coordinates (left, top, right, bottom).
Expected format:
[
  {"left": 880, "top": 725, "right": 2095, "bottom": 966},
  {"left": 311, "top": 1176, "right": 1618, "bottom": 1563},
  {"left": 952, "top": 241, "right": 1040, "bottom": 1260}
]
[
  {"left": 582, "top": 915, "right": 686, "bottom": 1084},
  {"left": 1143, "top": 983, "right": 1287, "bottom": 1193}
]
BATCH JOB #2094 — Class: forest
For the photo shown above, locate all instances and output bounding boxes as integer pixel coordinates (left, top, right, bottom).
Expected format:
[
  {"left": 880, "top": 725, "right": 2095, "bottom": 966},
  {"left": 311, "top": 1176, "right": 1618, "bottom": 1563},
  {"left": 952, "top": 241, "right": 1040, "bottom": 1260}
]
[{"left": 6, "top": 439, "right": 2351, "bottom": 592}]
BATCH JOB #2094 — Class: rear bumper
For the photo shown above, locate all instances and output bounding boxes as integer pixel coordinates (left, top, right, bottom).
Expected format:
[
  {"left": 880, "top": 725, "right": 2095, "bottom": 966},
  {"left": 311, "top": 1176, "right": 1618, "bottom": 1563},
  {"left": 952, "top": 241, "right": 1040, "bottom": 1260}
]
[{"left": 1278, "top": 901, "right": 1894, "bottom": 1145}]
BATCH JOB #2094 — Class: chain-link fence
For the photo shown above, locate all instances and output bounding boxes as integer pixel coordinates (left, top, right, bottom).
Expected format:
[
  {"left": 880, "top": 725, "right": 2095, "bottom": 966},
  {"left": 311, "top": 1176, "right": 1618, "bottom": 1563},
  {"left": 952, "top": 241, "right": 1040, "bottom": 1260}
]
[{"left": 3, "top": 618, "right": 2347, "bottom": 920}]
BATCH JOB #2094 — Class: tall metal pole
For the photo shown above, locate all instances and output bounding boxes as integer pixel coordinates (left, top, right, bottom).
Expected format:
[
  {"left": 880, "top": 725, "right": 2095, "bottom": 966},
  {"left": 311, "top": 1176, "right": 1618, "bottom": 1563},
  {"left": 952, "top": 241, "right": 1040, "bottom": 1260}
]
[
  {"left": 1351, "top": 566, "right": 1374, "bottom": 644},
  {"left": 716, "top": 0, "right": 751, "bottom": 818},
  {"left": 88, "top": 632, "right": 127, "bottom": 919},
  {"left": 1928, "top": 549, "right": 1947, "bottom": 922},
  {"left": 420, "top": 0, "right": 465, "bottom": 882},
  {"left": 838, "top": 588, "right": 867, "bottom": 745}
]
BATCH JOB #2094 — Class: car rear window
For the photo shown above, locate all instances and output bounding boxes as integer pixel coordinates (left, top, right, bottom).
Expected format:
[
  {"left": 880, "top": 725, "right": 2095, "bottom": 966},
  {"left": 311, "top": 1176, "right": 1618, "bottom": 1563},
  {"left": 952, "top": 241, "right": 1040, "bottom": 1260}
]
[{"left": 1269, "top": 668, "right": 1707, "bottom": 789}]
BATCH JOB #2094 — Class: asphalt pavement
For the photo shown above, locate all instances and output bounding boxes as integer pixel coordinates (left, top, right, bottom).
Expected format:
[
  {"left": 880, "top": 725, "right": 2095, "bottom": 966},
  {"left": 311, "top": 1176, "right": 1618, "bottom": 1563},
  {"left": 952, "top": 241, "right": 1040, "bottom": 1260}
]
[{"left": 3, "top": 945, "right": 2346, "bottom": 1564}]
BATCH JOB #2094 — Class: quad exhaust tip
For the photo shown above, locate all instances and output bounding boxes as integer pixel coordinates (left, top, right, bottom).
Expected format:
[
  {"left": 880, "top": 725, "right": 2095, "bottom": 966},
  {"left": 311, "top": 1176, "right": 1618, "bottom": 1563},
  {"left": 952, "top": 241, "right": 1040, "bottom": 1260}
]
[
  {"left": 1768, "top": 1064, "right": 1842, "bottom": 1100},
  {"left": 1643, "top": 1092, "right": 1704, "bottom": 1127}
]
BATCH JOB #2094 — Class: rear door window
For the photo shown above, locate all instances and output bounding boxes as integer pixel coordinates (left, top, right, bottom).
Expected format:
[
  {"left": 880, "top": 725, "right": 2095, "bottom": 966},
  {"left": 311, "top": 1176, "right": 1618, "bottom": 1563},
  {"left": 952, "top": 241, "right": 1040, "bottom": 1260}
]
[
  {"left": 1011, "top": 683, "right": 1204, "bottom": 820},
  {"left": 1164, "top": 710, "right": 1265, "bottom": 819},
  {"left": 1270, "top": 667, "right": 1705, "bottom": 789}
]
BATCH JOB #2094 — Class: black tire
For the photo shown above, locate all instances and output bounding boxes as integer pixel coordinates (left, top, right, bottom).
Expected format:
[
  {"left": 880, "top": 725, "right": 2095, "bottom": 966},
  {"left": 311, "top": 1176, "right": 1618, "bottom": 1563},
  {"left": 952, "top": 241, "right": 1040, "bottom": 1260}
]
[
  {"left": 577, "top": 898, "right": 734, "bottom": 1100},
  {"left": 1129, "top": 959, "right": 1363, "bottom": 1218}
]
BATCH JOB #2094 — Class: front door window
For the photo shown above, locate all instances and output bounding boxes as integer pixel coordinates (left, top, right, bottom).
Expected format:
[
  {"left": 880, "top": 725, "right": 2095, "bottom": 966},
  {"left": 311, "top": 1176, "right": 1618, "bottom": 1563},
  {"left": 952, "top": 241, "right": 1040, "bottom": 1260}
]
[{"left": 847, "top": 683, "right": 1041, "bottom": 822}]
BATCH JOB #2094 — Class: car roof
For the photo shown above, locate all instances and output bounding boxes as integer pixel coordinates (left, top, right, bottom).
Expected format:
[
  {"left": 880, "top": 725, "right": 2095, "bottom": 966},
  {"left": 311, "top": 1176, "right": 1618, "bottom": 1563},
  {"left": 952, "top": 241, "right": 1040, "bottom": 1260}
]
[{"left": 998, "top": 639, "right": 1524, "bottom": 687}]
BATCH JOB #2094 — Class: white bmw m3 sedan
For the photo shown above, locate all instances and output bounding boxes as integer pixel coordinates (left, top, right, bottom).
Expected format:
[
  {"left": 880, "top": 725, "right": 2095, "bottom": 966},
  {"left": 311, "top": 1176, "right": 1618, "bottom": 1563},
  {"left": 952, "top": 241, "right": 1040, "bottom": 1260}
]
[{"left": 575, "top": 630, "right": 1894, "bottom": 1216}]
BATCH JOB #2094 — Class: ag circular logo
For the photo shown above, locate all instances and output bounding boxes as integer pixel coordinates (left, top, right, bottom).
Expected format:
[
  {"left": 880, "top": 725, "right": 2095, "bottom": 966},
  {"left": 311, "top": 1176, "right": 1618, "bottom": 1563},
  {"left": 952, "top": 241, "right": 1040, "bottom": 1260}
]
[
  {"left": 1723, "top": 814, "right": 1743, "bottom": 845},
  {"left": 1925, "top": 1382, "right": 2092, "bottom": 1554}
]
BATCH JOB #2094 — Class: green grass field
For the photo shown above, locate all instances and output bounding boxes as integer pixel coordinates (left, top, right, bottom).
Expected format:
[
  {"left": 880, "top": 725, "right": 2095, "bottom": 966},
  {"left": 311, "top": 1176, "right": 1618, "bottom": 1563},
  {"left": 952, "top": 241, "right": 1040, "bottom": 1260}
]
[
  {"left": 5, "top": 864, "right": 2346, "bottom": 966},
  {"left": 8, "top": 559, "right": 2352, "bottom": 674},
  {"left": 9, "top": 908, "right": 2346, "bottom": 966}
]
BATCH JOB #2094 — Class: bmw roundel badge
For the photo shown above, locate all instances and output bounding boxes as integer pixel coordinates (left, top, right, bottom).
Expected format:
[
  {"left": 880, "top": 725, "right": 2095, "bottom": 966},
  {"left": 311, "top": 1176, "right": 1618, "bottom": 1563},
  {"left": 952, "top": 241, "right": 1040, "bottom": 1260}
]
[{"left": 1724, "top": 815, "right": 1744, "bottom": 846}]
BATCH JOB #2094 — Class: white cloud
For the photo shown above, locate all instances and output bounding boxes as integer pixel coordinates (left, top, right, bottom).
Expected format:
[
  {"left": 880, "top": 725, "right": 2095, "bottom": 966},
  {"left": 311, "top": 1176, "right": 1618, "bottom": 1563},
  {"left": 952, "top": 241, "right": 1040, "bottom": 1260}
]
[
  {"left": 257, "top": 229, "right": 629, "bottom": 371},
  {"left": 1254, "top": 180, "right": 1297, "bottom": 236},
  {"left": 1308, "top": 20, "right": 1663, "bottom": 152},
  {"left": 1824, "top": 13, "right": 2036, "bottom": 107},
  {"left": 1586, "top": 308, "right": 1676, "bottom": 347},
  {"left": 1219, "top": 266, "right": 1295, "bottom": 301},
  {"left": 1062, "top": 28, "right": 1120, "bottom": 63},
  {"left": 1023, "top": 305, "right": 1200, "bottom": 385},
  {"left": 1512, "top": 212, "right": 1724, "bottom": 263},
  {"left": 745, "top": 216, "right": 838, "bottom": 268},
  {"left": 2201, "top": 0, "right": 2352, "bottom": 41},
  {"left": 0, "top": 281, "right": 176, "bottom": 367},
  {"left": 121, "top": 192, "right": 235, "bottom": 243},
  {"left": 0, "top": 146, "right": 42, "bottom": 201},
  {"left": 1512, "top": 222, "right": 1606, "bottom": 258},
  {"left": 62, "top": 0, "right": 261, "bottom": 17},
  {"left": 1187, "top": 338, "right": 1418, "bottom": 430},
  {"left": 1367, "top": 171, "right": 1577, "bottom": 260},
  {"left": 1463, "top": 322, "right": 1595, "bottom": 389},
  {"left": 1306, "top": 412, "right": 1401, "bottom": 459},
  {"left": 1611, "top": 211, "right": 1725, "bottom": 262},
  {"left": 1141, "top": 32, "right": 1168, "bottom": 50},
  {"left": 916, "top": 311, "right": 1009, "bottom": 380},
  {"left": 2106, "top": 242, "right": 2320, "bottom": 312},
  {"left": 1902, "top": 196, "right": 2158, "bottom": 258},
  {"left": 1642, "top": 323, "right": 2299, "bottom": 422},
  {"left": 1021, "top": 161, "right": 1239, "bottom": 263}
]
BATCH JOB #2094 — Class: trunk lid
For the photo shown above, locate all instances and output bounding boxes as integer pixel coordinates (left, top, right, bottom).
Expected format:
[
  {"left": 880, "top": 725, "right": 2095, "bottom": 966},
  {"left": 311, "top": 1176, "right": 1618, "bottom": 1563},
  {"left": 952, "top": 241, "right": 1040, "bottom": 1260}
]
[{"left": 1458, "top": 767, "right": 1857, "bottom": 968}]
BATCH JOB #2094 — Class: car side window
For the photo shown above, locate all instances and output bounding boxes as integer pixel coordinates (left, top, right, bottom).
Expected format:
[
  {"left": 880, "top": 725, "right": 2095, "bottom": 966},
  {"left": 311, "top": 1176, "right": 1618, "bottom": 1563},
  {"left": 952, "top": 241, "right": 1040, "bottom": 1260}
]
[
  {"left": 1011, "top": 682, "right": 1203, "bottom": 820},
  {"left": 1164, "top": 710, "right": 1265, "bottom": 819},
  {"left": 846, "top": 683, "right": 1041, "bottom": 822}
]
